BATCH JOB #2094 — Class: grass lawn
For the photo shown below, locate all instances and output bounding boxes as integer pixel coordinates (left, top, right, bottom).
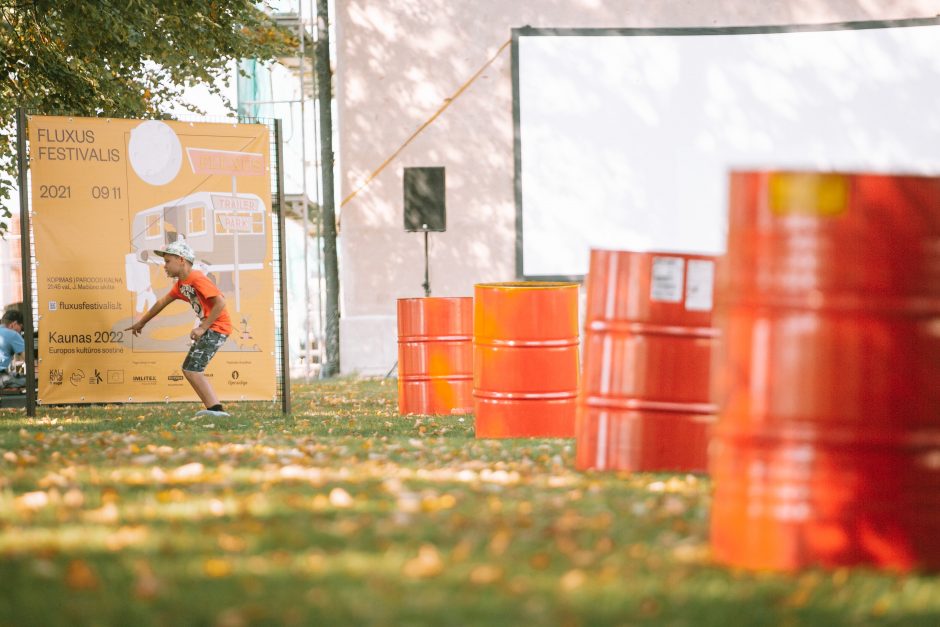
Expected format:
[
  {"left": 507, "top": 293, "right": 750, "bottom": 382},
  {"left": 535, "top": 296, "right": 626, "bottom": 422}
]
[{"left": 1, "top": 377, "right": 939, "bottom": 626}]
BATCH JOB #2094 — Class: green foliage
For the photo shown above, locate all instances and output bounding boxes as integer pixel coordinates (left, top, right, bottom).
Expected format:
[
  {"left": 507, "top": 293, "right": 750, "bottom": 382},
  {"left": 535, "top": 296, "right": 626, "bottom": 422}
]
[
  {"left": 0, "top": 0, "right": 296, "bottom": 229},
  {"left": 1, "top": 378, "right": 940, "bottom": 625}
]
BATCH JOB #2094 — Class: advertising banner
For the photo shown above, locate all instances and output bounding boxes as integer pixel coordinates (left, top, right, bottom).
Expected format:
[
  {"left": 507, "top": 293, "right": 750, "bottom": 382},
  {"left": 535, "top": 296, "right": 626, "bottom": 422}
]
[{"left": 29, "top": 115, "right": 276, "bottom": 404}]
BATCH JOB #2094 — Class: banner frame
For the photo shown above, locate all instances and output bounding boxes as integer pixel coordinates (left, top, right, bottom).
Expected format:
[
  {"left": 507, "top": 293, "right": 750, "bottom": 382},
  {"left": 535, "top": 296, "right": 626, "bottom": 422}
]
[
  {"left": 16, "top": 108, "right": 37, "bottom": 416},
  {"left": 20, "top": 111, "right": 290, "bottom": 414},
  {"left": 273, "top": 118, "right": 291, "bottom": 415}
]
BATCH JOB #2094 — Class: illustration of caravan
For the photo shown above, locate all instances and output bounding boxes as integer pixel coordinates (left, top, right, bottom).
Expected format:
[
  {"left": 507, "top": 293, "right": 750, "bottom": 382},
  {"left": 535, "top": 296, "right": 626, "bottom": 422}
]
[
  {"left": 128, "top": 192, "right": 267, "bottom": 310},
  {"left": 130, "top": 190, "right": 267, "bottom": 295}
]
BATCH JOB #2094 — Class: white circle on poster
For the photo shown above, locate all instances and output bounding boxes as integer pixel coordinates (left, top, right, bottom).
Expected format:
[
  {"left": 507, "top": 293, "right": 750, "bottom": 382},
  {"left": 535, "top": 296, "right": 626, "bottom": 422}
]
[{"left": 128, "top": 120, "right": 182, "bottom": 186}]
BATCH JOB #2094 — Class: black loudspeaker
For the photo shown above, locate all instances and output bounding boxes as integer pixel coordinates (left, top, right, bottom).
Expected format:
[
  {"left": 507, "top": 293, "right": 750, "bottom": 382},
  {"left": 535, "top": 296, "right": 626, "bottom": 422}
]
[{"left": 404, "top": 167, "right": 446, "bottom": 232}]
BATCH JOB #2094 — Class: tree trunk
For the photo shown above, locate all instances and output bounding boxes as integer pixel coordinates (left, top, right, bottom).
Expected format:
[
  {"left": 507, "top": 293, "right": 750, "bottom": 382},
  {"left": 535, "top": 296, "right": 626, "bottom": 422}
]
[{"left": 316, "top": 0, "right": 340, "bottom": 376}]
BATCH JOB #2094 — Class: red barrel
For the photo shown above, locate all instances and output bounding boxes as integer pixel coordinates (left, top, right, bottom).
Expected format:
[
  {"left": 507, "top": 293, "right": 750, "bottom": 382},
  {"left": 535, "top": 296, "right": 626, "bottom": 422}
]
[
  {"left": 397, "top": 297, "right": 473, "bottom": 415},
  {"left": 473, "top": 282, "right": 579, "bottom": 438},
  {"left": 711, "top": 171, "right": 940, "bottom": 571},
  {"left": 576, "top": 249, "right": 719, "bottom": 472}
]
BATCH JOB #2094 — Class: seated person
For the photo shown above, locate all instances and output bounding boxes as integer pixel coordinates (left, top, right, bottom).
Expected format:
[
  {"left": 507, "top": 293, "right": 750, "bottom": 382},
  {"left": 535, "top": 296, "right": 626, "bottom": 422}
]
[{"left": 0, "top": 309, "right": 25, "bottom": 388}]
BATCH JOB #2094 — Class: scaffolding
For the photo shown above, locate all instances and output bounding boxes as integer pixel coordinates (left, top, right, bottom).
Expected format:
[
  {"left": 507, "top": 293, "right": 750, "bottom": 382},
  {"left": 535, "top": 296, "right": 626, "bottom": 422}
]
[{"left": 240, "top": 3, "right": 327, "bottom": 382}]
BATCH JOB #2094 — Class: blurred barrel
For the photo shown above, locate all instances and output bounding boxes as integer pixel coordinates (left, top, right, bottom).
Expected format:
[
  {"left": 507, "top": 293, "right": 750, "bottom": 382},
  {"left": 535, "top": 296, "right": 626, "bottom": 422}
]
[
  {"left": 397, "top": 297, "right": 473, "bottom": 415},
  {"left": 711, "top": 171, "right": 940, "bottom": 571},
  {"left": 576, "top": 249, "right": 719, "bottom": 472},
  {"left": 473, "top": 282, "right": 579, "bottom": 437}
]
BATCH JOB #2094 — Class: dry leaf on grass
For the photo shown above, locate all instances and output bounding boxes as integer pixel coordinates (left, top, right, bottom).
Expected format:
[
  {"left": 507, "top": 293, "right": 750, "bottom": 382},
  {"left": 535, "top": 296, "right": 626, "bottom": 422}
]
[
  {"left": 65, "top": 560, "right": 99, "bottom": 590},
  {"left": 402, "top": 544, "right": 444, "bottom": 579}
]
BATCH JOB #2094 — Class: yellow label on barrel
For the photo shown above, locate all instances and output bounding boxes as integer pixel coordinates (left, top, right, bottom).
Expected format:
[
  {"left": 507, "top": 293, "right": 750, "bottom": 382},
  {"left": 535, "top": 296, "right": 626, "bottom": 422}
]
[{"left": 769, "top": 173, "right": 848, "bottom": 217}]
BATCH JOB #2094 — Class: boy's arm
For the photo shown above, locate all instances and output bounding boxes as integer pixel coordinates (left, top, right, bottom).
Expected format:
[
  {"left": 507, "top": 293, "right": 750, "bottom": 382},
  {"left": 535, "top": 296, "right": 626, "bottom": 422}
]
[
  {"left": 190, "top": 295, "right": 226, "bottom": 340},
  {"left": 125, "top": 291, "right": 175, "bottom": 335}
]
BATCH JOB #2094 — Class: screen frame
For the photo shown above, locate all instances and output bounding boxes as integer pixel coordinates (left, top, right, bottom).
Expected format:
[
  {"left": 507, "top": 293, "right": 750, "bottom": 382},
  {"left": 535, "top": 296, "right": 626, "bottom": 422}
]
[{"left": 511, "top": 17, "right": 940, "bottom": 281}]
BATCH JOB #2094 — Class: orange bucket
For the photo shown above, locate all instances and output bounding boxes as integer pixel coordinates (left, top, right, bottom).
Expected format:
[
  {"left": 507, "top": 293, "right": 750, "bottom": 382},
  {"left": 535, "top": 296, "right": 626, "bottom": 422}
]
[
  {"left": 711, "top": 171, "right": 940, "bottom": 571},
  {"left": 397, "top": 297, "right": 473, "bottom": 415},
  {"left": 473, "top": 282, "right": 579, "bottom": 438},
  {"left": 576, "top": 249, "right": 718, "bottom": 472}
]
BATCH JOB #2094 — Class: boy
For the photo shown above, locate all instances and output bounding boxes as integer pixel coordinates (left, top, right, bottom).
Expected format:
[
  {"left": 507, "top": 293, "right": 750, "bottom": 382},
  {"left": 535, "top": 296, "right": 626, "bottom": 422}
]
[{"left": 126, "top": 240, "right": 232, "bottom": 417}]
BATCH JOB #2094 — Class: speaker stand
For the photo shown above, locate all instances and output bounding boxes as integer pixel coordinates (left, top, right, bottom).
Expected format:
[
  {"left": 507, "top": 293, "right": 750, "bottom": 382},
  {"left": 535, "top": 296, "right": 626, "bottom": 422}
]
[{"left": 422, "top": 230, "right": 431, "bottom": 297}]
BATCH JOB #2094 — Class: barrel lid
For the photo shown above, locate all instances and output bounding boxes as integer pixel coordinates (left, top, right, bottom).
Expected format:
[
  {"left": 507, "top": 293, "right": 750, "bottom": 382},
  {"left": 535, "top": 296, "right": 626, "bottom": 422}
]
[
  {"left": 475, "top": 281, "right": 579, "bottom": 290},
  {"left": 396, "top": 296, "right": 472, "bottom": 302}
]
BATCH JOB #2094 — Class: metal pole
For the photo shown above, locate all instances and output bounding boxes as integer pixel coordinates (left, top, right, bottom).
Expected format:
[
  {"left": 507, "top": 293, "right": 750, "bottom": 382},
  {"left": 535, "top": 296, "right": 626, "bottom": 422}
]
[
  {"left": 298, "top": 0, "right": 312, "bottom": 383},
  {"left": 231, "top": 175, "right": 240, "bottom": 311},
  {"left": 423, "top": 231, "right": 430, "bottom": 297},
  {"left": 16, "top": 108, "right": 36, "bottom": 417},
  {"left": 274, "top": 119, "right": 291, "bottom": 415}
]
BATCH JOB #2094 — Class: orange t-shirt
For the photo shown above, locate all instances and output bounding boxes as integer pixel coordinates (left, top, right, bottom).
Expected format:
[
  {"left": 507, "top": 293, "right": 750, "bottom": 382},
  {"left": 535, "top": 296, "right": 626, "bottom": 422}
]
[{"left": 170, "top": 270, "right": 233, "bottom": 335}]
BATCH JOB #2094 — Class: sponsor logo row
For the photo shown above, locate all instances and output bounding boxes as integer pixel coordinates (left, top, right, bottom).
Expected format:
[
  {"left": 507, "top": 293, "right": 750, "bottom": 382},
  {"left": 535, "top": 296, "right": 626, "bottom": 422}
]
[{"left": 48, "top": 369, "right": 245, "bottom": 386}]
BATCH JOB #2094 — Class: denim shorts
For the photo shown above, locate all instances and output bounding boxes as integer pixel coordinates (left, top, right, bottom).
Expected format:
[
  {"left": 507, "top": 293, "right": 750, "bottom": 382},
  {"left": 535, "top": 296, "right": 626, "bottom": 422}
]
[{"left": 182, "top": 329, "right": 228, "bottom": 373}]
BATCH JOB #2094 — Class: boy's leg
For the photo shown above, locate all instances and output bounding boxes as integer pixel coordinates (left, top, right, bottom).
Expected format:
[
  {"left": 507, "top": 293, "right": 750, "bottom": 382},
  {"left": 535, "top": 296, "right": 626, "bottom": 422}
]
[
  {"left": 181, "top": 330, "right": 229, "bottom": 410},
  {"left": 183, "top": 370, "right": 219, "bottom": 408}
]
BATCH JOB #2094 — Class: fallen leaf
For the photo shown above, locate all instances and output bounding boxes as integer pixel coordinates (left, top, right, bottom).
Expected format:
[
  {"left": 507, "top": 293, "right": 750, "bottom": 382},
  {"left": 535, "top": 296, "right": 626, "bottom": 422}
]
[
  {"left": 204, "top": 558, "right": 233, "bottom": 578},
  {"left": 30, "top": 558, "right": 58, "bottom": 579},
  {"left": 171, "top": 462, "right": 204, "bottom": 481},
  {"left": 133, "top": 562, "right": 161, "bottom": 600},
  {"left": 63, "top": 488, "right": 84, "bottom": 508},
  {"left": 402, "top": 544, "right": 443, "bottom": 579},
  {"left": 214, "top": 608, "right": 248, "bottom": 627},
  {"left": 65, "top": 560, "right": 99, "bottom": 590},
  {"left": 329, "top": 487, "right": 353, "bottom": 508},
  {"left": 17, "top": 491, "right": 49, "bottom": 511},
  {"left": 469, "top": 564, "right": 503, "bottom": 585},
  {"left": 101, "top": 487, "right": 120, "bottom": 504},
  {"left": 218, "top": 534, "right": 247, "bottom": 552},
  {"left": 209, "top": 499, "right": 226, "bottom": 517},
  {"left": 85, "top": 502, "right": 119, "bottom": 524},
  {"left": 488, "top": 529, "right": 511, "bottom": 557},
  {"left": 559, "top": 569, "right": 586, "bottom": 591}
]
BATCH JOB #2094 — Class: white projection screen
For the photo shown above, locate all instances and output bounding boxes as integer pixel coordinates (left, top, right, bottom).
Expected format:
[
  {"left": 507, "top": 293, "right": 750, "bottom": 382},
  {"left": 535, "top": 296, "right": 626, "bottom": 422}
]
[{"left": 513, "top": 20, "right": 940, "bottom": 278}]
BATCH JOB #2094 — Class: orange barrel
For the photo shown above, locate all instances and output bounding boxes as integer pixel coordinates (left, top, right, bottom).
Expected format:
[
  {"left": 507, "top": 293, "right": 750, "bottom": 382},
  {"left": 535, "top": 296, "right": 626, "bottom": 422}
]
[
  {"left": 576, "top": 249, "right": 719, "bottom": 473},
  {"left": 397, "top": 297, "right": 473, "bottom": 415},
  {"left": 711, "top": 171, "right": 940, "bottom": 571},
  {"left": 473, "top": 282, "right": 579, "bottom": 437}
]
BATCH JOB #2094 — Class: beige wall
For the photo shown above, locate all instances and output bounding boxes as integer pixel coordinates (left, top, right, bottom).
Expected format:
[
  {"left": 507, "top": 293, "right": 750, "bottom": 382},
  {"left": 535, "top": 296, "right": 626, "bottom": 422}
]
[{"left": 335, "top": 0, "right": 940, "bottom": 374}]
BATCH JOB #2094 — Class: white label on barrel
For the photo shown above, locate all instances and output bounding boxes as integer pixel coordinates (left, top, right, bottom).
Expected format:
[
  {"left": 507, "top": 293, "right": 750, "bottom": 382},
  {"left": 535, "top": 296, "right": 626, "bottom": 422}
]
[
  {"left": 685, "top": 259, "right": 715, "bottom": 311},
  {"left": 650, "top": 256, "right": 684, "bottom": 302}
]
